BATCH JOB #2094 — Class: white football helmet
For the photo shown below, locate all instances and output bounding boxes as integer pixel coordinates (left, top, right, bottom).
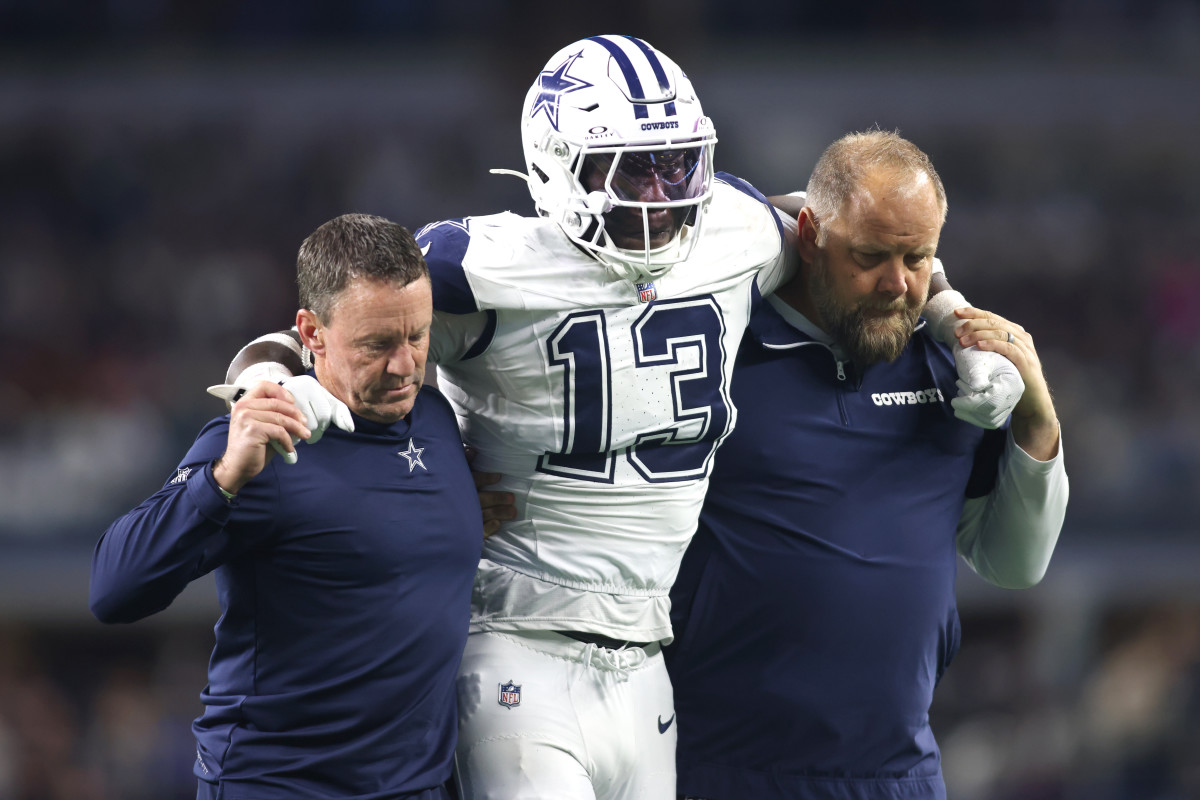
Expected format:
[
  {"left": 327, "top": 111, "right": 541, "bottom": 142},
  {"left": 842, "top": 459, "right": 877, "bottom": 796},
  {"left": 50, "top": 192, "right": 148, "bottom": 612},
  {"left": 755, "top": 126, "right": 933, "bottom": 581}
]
[{"left": 513, "top": 35, "right": 717, "bottom": 283}]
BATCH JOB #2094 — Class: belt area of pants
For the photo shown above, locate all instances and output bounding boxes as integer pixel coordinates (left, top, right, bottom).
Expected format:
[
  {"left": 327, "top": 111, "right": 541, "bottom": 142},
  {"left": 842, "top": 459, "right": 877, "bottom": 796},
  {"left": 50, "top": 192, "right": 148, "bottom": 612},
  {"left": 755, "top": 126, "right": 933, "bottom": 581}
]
[{"left": 560, "top": 630, "right": 655, "bottom": 650}]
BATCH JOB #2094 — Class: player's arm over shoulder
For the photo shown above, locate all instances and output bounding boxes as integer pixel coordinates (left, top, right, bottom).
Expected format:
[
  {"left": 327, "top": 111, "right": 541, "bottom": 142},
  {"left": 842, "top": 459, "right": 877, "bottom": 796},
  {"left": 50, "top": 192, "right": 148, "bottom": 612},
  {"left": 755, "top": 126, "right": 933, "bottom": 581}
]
[
  {"left": 714, "top": 174, "right": 797, "bottom": 296},
  {"left": 415, "top": 218, "right": 500, "bottom": 365},
  {"left": 225, "top": 331, "right": 305, "bottom": 384},
  {"left": 416, "top": 217, "right": 481, "bottom": 316},
  {"left": 767, "top": 191, "right": 806, "bottom": 220}
]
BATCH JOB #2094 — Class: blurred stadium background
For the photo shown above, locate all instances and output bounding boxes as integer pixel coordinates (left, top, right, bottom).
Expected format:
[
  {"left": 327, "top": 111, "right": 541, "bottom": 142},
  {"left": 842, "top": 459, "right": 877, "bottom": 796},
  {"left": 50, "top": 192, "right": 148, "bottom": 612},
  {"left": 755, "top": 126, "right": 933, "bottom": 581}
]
[{"left": 1, "top": 1, "right": 1199, "bottom": 797}]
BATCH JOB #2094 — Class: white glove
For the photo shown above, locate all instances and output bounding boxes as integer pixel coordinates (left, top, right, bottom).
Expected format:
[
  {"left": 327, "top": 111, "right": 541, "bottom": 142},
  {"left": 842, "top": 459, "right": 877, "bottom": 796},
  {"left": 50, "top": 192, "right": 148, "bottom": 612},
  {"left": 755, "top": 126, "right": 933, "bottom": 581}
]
[
  {"left": 950, "top": 344, "right": 1024, "bottom": 429},
  {"left": 924, "top": 288, "right": 1024, "bottom": 429},
  {"left": 276, "top": 374, "right": 354, "bottom": 444},
  {"left": 207, "top": 370, "right": 354, "bottom": 463},
  {"left": 207, "top": 361, "right": 296, "bottom": 405}
]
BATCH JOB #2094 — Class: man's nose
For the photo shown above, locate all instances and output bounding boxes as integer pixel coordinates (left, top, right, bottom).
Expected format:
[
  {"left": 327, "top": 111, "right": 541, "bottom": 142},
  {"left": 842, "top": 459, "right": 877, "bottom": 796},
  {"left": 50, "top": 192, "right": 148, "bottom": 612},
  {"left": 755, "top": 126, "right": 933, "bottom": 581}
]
[
  {"left": 876, "top": 257, "right": 909, "bottom": 298},
  {"left": 635, "top": 172, "right": 671, "bottom": 204},
  {"left": 387, "top": 345, "right": 416, "bottom": 375}
]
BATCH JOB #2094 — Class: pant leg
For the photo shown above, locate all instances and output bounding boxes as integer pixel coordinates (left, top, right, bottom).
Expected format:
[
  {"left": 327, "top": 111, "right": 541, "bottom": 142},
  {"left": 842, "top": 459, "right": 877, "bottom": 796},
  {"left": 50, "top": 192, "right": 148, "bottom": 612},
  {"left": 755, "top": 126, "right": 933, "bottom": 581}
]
[
  {"left": 455, "top": 631, "right": 596, "bottom": 800},
  {"left": 456, "top": 631, "right": 676, "bottom": 800},
  {"left": 579, "top": 643, "right": 676, "bottom": 800}
]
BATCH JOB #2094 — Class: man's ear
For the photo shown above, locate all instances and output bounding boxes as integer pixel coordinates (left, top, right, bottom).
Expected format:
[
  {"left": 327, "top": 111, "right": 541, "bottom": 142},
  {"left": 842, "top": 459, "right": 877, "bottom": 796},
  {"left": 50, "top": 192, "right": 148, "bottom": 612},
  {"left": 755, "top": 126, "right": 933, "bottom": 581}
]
[
  {"left": 296, "top": 309, "right": 325, "bottom": 356},
  {"left": 797, "top": 207, "right": 820, "bottom": 263}
]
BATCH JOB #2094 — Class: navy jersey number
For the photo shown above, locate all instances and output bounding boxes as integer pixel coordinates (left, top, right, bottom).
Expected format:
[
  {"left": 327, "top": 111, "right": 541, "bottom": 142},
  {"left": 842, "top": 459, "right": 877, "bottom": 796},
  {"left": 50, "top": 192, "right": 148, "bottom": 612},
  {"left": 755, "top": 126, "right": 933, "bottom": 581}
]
[{"left": 537, "top": 298, "right": 731, "bottom": 484}]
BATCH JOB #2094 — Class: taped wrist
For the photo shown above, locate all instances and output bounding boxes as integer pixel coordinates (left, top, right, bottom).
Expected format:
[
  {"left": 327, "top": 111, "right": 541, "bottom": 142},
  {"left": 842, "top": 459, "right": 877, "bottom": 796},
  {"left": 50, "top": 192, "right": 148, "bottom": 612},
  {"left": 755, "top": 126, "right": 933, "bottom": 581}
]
[{"left": 923, "top": 289, "right": 970, "bottom": 346}]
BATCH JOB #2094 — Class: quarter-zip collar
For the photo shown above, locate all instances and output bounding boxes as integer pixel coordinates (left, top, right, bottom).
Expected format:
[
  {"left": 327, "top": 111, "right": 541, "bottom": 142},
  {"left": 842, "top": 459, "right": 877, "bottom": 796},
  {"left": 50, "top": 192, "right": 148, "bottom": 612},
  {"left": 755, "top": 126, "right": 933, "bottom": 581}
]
[{"left": 748, "top": 293, "right": 930, "bottom": 391}]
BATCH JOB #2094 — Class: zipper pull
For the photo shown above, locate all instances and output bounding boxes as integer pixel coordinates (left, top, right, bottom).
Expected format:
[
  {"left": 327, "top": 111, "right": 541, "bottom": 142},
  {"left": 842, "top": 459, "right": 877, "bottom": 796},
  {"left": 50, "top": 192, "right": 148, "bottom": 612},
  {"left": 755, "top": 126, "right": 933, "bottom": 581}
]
[{"left": 836, "top": 360, "right": 847, "bottom": 381}]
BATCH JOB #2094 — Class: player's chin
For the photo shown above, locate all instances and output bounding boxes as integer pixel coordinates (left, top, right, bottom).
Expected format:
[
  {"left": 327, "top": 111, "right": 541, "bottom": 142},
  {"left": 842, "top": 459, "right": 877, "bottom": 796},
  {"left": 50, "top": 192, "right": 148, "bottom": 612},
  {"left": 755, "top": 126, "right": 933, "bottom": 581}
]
[{"left": 609, "top": 229, "right": 674, "bottom": 251}]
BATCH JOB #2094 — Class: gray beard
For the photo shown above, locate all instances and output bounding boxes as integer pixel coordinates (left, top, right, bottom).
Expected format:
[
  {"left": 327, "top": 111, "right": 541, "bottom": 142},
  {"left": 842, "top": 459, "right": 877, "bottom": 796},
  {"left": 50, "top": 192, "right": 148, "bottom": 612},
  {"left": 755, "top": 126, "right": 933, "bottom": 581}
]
[{"left": 808, "top": 261, "right": 924, "bottom": 366}]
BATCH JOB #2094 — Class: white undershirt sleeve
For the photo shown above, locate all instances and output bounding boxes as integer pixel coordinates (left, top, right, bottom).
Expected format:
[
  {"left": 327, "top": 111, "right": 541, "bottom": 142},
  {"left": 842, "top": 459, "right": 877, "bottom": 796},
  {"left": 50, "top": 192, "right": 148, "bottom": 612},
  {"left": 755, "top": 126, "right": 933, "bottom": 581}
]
[{"left": 956, "top": 428, "right": 1068, "bottom": 589}]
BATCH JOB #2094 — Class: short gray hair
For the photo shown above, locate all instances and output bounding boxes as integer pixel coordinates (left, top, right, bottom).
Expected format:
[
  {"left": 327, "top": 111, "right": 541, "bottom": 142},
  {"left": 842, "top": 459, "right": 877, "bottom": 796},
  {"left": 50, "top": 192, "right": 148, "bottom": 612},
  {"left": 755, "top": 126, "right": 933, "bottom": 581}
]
[
  {"left": 805, "top": 130, "right": 947, "bottom": 240},
  {"left": 297, "top": 213, "right": 428, "bottom": 322}
]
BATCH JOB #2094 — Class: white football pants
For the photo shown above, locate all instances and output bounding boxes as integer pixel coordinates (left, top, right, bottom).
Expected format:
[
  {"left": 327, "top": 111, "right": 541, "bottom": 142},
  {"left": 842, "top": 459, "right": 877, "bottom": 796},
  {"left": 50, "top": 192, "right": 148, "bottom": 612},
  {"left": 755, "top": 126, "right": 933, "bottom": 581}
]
[{"left": 454, "top": 630, "right": 677, "bottom": 800}]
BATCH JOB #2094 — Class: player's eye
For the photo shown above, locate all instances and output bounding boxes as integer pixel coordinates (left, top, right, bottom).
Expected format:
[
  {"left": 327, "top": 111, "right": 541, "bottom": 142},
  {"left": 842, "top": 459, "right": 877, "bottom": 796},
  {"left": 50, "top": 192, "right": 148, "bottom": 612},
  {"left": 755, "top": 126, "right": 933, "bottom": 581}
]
[
  {"left": 622, "top": 153, "right": 656, "bottom": 175},
  {"left": 655, "top": 152, "right": 682, "bottom": 168},
  {"left": 583, "top": 153, "right": 615, "bottom": 176}
]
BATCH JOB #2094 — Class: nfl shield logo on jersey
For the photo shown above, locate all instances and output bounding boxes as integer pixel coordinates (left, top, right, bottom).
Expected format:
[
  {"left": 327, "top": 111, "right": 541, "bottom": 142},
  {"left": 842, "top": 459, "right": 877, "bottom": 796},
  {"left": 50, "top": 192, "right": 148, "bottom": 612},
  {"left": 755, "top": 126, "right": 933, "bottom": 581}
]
[
  {"left": 636, "top": 281, "right": 657, "bottom": 303},
  {"left": 498, "top": 680, "right": 521, "bottom": 709}
]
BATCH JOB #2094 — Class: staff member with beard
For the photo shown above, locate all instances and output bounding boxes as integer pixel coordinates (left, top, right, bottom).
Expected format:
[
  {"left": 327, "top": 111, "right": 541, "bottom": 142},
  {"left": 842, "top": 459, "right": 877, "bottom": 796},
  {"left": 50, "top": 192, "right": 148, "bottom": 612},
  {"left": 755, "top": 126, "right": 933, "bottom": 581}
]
[{"left": 665, "top": 130, "right": 1068, "bottom": 800}]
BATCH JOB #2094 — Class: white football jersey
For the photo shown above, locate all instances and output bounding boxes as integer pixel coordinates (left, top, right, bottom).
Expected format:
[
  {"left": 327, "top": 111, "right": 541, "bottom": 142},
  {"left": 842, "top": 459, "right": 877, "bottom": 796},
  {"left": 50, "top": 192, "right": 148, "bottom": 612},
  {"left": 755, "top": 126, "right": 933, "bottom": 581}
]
[{"left": 418, "top": 176, "right": 792, "bottom": 643}]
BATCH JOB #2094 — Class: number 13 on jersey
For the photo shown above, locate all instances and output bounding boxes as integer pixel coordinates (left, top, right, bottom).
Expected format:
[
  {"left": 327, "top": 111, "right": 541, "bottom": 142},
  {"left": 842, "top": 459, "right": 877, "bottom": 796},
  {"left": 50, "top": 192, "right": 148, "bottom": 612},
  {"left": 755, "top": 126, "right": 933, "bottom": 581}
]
[{"left": 537, "top": 297, "right": 733, "bottom": 485}]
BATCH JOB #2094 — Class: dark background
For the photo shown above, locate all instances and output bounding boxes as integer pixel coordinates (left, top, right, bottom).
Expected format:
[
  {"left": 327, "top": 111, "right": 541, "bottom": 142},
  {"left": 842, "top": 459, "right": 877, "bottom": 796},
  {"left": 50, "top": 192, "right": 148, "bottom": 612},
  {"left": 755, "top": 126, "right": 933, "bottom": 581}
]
[{"left": 1, "top": 2, "right": 1198, "bottom": 797}]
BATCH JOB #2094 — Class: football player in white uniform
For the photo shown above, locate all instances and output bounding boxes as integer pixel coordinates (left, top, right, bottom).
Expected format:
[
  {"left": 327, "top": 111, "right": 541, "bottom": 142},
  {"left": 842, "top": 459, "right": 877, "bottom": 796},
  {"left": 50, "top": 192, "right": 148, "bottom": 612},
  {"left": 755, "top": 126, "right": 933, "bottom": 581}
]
[
  {"left": 421, "top": 36, "right": 789, "bottom": 798},
  {"left": 216, "top": 35, "right": 1021, "bottom": 800}
]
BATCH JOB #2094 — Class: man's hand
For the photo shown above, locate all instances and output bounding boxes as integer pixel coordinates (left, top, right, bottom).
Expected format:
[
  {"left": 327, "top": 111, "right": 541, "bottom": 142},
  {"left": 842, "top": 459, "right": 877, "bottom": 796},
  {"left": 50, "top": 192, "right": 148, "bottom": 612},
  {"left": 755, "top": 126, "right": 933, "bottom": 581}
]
[
  {"left": 952, "top": 307, "right": 1060, "bottom": 460},
  {"left": 212, "top": 382, "right": 311, "bottom": 495},
  {"left": 208, "top": 373, "right": 353, "bottom": 461},
  {"left": 465, "top": 446, "right": 517, "bottom": 538},
  {"left": 950, "top": 345, "right": 1025, "bottom": 430},
  {"left": 207, "top": 362, "right": 296, "bottom": 405},
  {"left": 278, "top": 375, "right": 354, "bottom": 444},
  {"left": 924, "top": 286, "right": 1024, "bottom": 430}
]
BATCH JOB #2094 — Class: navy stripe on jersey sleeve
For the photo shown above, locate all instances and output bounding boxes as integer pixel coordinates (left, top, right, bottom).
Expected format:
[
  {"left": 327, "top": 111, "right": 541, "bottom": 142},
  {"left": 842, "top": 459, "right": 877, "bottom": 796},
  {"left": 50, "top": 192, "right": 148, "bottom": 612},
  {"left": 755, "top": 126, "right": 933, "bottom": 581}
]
[
  {"left": 716, "top": 172, "right": 786, "bottom": 245},
  {"left": 416, "top": 218, "right": 478, "bottom": 314}
]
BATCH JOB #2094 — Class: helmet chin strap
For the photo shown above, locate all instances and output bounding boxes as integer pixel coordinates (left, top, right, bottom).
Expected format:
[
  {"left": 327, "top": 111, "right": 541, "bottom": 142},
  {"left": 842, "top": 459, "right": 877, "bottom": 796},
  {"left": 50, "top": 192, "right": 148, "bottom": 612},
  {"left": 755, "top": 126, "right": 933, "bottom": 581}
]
[
  {"left": 582, "top": 191, "right": 613, "bottom": 215},
  {"left": 562, "top": 191, "right": 614, "bottom": 239}
]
